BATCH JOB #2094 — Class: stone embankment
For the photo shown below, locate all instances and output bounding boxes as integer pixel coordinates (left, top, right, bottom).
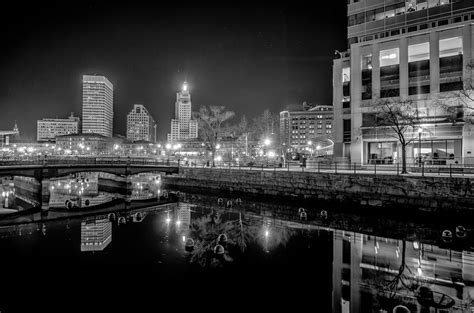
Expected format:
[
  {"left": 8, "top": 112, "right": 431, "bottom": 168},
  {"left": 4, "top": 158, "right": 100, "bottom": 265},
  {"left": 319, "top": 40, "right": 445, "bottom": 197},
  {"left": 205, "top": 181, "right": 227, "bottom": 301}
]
[{"left": 162, "top": 168, "right": 474, "bottom": 213}]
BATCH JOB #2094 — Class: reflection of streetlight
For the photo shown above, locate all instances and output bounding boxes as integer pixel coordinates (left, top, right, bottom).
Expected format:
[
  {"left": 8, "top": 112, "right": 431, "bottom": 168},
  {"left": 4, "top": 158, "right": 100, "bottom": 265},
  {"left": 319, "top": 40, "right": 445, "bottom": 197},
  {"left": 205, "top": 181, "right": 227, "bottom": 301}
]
[{"left": 418, "top": 127, "right": 422, "bottom": 167}]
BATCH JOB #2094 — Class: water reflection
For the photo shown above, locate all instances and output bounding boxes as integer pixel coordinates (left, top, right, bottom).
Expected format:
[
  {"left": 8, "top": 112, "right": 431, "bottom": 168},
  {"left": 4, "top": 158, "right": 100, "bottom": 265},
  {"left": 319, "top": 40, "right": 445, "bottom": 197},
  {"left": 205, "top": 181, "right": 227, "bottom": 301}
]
[
  {"left": 0, "top": 172, "right": 163, "bottom": 215},
  {"left": 332, "top": 231, "right": 474, "bottom": 312},
  {"left": 0, "top": 191, "right": 473, "bottom": 312},
  {"left": 0, "top": 177, "right": 16, "bottom": 212},
  {"left": 48, "top": 172, "right": 162, "bottom": 209},
  {"left": 80, "top": 217, "right": 112, "bottom": 252},
  {"left": 128, "top": 172, "right": 161, "bottom": 201}
]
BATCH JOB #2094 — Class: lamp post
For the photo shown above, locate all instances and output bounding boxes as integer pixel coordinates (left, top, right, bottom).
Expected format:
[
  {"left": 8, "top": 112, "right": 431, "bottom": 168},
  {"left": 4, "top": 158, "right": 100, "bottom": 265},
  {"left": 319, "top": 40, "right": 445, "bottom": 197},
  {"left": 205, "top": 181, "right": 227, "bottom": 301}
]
[
  {"left": 418, "top": 127, "right": 422, "bottom": 167},
  {"left": 264, "top": 138, "right": 271, "bottom": 165},
  {"left": 307, "top": 140, "right": 313, "bottom": 157}
]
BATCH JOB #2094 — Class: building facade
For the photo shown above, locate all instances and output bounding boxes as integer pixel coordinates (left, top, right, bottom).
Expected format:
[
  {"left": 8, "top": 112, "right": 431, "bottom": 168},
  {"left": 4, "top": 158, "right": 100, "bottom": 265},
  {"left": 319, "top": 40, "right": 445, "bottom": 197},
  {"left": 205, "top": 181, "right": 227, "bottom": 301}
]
[
  {"left": 55, "top": 133, "right": 113, "bottom": 155},
  {"left": 280, "top": 104, "right": 333, "bottom": 153},
  {"left": 333, "top": 0, "right": 474, "bottom": 165},
  {"left": 37, "top": 113, "right": 80, "bottom": 142},
  {"left": 126, "top": 104, "right": 156, "bottom": 143},
  {"left": 82, "top": 75, "right": 114, "bottom": 137},
  {"left": 167, "top": 82, "right": 198, "bottom": 143}
]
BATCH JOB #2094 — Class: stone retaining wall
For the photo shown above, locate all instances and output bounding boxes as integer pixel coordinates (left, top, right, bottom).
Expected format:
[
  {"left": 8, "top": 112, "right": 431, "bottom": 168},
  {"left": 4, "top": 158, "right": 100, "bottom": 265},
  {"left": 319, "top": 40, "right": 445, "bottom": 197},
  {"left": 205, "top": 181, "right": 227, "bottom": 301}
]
[{"left": 162, "top": 168, "right": 474, "bottom": 212}]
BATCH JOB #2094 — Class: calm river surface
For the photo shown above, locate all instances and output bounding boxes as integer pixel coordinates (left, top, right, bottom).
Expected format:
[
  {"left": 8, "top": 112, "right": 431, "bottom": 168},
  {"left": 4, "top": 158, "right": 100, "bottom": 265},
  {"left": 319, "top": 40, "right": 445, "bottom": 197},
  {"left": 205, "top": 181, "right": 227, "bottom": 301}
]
[{"left": 0, "top": 173, "right": 473, "bottom": 312}]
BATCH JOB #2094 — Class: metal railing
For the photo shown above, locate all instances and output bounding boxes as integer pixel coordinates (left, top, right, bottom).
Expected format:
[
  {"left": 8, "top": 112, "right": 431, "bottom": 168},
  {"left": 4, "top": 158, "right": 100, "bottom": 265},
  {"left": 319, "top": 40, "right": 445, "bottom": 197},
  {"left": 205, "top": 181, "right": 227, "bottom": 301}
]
[
  {"left": 0, "top": 156, "right": 180, "bottom": 167},
  {"left": 180, "top": 158, "right": 474, "bottom": 177},
  {"left": 2, "top": 156, "right": 474, "bottom": 177}
]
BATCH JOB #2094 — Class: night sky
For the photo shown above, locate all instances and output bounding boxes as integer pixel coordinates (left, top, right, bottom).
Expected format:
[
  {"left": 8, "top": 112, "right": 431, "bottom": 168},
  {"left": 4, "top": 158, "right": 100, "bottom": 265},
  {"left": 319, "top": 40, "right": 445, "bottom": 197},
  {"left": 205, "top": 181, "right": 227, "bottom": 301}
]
[{"left": 0, "top": 0, "right": 347, "bottom": 141}]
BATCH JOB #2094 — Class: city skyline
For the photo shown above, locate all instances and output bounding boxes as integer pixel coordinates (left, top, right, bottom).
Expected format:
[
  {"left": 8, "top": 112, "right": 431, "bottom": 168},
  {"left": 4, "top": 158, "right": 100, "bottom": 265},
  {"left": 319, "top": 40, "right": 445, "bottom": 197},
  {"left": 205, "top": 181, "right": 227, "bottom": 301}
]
[{"left": 0, "top": 1, "right": 347, "bottom": 141}]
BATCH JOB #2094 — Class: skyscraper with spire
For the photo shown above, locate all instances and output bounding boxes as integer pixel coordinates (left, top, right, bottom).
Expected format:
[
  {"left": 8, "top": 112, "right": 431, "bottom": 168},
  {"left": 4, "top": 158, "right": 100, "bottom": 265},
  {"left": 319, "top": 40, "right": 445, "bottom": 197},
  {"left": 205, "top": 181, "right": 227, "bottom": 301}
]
[{"left": 167, "top": 81, "right": 198, "bottom": 142}]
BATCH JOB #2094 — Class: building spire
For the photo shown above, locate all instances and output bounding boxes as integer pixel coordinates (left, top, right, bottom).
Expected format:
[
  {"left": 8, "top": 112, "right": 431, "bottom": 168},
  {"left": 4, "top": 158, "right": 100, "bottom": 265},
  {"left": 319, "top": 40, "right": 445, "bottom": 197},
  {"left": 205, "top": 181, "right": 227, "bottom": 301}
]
[{"left": 13, "top": 120, "right": 19, "bottom": 133}]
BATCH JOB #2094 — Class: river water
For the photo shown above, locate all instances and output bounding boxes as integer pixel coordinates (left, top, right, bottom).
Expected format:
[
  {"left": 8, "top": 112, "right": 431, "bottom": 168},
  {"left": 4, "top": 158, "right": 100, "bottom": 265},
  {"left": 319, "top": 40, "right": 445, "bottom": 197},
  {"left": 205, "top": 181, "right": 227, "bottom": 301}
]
[{"left": 0, "top": 172, "right": 472, "bottom": 312}]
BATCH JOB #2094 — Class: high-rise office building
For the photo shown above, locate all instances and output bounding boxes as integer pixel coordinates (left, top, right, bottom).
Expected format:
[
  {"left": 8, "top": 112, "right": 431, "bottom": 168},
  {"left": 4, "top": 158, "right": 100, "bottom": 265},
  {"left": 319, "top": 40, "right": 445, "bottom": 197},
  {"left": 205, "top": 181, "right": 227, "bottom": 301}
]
[
  {"left": 37, "top": 112, "right": 81, "bottom": 142},
  {"left": 333, "top": 0, "right": 474, "bottom": 164},
  {"left": 82, "top": 75, "right": 113, "bottom": 137},
  {"left": 167, "top": 82, "right": 198, "bottom": 142},
  {"left": 126, "top": 104, "right": 156, "bottom": 142}
]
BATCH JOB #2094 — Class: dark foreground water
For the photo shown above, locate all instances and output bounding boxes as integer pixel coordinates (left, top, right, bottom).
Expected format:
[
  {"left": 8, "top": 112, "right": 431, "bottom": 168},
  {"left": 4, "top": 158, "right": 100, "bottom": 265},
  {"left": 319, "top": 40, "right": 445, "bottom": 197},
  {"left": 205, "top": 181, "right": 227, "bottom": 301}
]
[{"left": 0, "top": 190, "right": 473, "bottom": 312}]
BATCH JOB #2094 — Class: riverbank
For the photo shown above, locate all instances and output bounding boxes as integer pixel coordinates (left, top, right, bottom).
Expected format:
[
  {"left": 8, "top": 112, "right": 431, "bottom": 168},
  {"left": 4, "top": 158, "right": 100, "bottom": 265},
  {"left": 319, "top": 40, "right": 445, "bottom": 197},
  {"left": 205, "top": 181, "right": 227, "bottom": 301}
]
[{"left": 162, "top": 168, "right": 474, "bottom": 215}]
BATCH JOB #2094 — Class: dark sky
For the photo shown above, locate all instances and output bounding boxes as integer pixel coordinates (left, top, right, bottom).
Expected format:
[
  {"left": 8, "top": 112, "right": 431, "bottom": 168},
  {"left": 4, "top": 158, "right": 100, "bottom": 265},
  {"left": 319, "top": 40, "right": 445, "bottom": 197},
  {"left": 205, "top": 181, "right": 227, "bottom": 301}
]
[{"left": 0, "top": 0, "right": 347, "bottom": 141}]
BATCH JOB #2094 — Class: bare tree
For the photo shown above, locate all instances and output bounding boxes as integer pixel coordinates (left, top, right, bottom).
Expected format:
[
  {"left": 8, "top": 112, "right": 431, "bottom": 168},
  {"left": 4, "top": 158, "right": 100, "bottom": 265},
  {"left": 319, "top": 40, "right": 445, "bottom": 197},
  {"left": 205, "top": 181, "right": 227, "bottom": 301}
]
[
  {"left": 437, "top": 61, "right": 474, "bottom": 124},
  {"left": 193, "top": 105, "right": 235, "bottom": 166},
  {"left": 371, "top": 98, "right": 421, "bottom": 174},
  {"left": 249, "top": 109, "right": 279, "bottom": 141}
]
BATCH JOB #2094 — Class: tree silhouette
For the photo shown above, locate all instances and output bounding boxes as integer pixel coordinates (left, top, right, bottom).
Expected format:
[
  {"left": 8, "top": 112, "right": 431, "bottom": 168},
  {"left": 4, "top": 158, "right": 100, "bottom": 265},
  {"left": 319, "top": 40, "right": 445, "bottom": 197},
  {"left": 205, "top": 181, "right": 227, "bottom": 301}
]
[{"left": 193, "top": 105, "right": 235, "bottom": 167}]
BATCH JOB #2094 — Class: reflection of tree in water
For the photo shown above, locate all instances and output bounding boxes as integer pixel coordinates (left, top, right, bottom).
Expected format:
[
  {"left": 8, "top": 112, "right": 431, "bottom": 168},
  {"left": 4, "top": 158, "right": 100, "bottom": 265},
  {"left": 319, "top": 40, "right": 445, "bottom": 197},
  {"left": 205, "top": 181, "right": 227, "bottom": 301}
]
[
  {"left": 377, "top": 241, "right": 419, "bottom": 306},
  {"left": 370, "top": 240, "right": 456, "bottom": 311},
  {"left": 187, "top": 209, "right": 294, "bottom": 267}
]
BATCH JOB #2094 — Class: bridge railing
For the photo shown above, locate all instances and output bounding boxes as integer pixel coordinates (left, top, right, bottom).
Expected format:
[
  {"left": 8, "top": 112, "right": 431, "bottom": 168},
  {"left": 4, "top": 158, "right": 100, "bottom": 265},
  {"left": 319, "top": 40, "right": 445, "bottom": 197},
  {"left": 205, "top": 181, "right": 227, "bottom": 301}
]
[{"left": 0, "top": 156, "right": 180, "bottom": 167}]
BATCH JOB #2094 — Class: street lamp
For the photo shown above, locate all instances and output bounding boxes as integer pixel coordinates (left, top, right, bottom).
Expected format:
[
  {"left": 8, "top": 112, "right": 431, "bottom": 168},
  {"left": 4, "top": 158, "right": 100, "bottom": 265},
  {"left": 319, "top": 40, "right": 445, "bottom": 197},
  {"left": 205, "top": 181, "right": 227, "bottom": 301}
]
[
  {"left": 264, "top": 138, "right": 271, "bottom": 146},
  {"left": 418, "top": 127, "right": 422, "bottom": 167}
]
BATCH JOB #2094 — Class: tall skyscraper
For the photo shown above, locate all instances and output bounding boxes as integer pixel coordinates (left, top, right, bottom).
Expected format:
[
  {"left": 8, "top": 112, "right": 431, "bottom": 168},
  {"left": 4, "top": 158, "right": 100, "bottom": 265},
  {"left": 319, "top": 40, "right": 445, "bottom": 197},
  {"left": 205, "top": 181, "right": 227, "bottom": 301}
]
[
  {"left": 126, "top": 104, "right": 156, "bottom": 142},
  {"left": 82, "top": 75, "right": 113, "bottom": 137},
  {"left": 167, "top": 82, "right": 198, "bottom": 142}
]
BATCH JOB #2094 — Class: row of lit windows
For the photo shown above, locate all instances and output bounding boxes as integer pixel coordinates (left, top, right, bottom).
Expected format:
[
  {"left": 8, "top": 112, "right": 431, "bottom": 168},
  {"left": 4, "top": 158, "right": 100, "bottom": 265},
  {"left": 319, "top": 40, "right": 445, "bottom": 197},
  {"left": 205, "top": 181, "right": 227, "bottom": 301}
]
[
  {"left": 342, "top": 36, "right": 462, "bottom": 81},
  {"left": 348, "top": 0, "right": 454, "bottom": 27}
]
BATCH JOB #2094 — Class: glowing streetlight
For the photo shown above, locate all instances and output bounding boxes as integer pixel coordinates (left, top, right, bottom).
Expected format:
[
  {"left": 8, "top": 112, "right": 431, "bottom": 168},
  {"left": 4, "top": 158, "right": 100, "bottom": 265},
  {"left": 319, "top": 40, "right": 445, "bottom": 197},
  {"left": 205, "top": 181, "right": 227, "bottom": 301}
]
[
  {"left": 165, "top": 143, "right": 172, "bottom": 150},
  {"left": 264, "top": 138, "right": 271, "bottom": 146},
  {"left": 307, "top": 140, "right": 313, "bottom": 146},
  {"left": 216, "top": 144, "right": 221, "bottom": 149}
]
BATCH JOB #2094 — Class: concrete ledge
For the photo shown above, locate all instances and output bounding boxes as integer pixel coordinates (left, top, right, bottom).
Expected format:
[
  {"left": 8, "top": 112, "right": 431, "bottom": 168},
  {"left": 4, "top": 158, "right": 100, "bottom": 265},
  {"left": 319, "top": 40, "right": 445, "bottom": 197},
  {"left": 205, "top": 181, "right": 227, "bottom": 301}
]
[{"left": 162, "top": 168, "right": 474, "bottom": 213}]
